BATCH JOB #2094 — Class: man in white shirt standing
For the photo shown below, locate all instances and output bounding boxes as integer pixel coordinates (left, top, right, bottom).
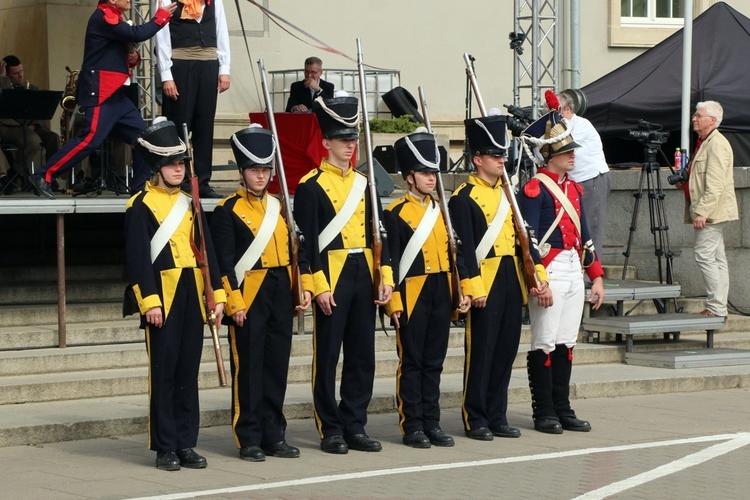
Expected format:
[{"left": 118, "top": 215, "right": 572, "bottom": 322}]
[
  {"left": 557, "top": 91, "right": 610, "bottom": 257},
  {"left": 155, "top": 0, "right": 230, "bottom": 198}
]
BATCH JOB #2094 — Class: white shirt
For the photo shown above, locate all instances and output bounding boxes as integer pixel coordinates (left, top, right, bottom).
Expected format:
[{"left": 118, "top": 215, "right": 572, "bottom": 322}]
[
  {"left": 155, "top": 0, "right": 231, "bottom": 82},
  {"left": 567, "top": 114, "right": 609, "bottom": 183}
]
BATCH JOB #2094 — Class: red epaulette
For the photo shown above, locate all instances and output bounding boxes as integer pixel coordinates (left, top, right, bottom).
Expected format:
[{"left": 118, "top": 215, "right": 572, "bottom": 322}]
[
  {"left": 97, "top": 4, "right": 122, "bottom": 25},
  {"left": 523, "top": 178, "right": 542, "bottom": 198}
]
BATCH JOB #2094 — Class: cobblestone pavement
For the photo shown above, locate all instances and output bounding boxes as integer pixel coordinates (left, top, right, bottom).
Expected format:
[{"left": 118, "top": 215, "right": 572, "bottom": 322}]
[{"left": 2, "top": 389, "right": 749, "bottom": 499}]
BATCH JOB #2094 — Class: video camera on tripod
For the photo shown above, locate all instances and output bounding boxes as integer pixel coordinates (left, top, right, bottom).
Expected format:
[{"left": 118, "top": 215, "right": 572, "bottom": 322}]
[{"left": 625, "top": 119, "right": 670, "bottom": 146}]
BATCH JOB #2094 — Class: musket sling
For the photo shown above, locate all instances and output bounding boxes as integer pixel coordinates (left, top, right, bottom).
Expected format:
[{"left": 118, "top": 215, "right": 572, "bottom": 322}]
[
  {"left": 150, "top": 193, "right": 191, "bottom": 263},
  {"left": 234, "top": 196, "right": 281, "bottom": 284},
  {"left": 318, "top": 174, "right": 367, "bottom": 251},
  {"left": 398, "top": 201, "right": 441, "bottom": 284}
]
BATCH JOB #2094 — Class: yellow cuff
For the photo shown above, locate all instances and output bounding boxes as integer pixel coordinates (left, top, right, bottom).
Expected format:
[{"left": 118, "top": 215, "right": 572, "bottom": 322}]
[
  {"left": 535, "top": 264, "right": 548, "bottom": 283},
  {"left": 212, "top": 288, "right": 227, "bottom": 305},
  {"left": 460, "top": 278, "right": 473, "bottom": 298},
  {"left": 313, "top": 269, "right": 331, "bottom": 298},
  {"left": 385, "top": 290, "right": 404, "bottom": 317},
  {"left": 224, "top": 288, "right": 246, "bottom": 315},
  {"left": 470, "top": 275, "right": 486, "bottom": 299},
  {"left": 382, "top": 265, "right": 395, "bottom": 288},
  {"left": 301, "top": 273, "right": 315, "bottom": 294},
  {"left": 138, "top": 293, "right": 162, "bottom": 315}
]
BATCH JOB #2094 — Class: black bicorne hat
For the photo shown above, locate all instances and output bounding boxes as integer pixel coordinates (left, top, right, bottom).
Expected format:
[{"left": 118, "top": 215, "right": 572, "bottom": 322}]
[
  {"left": 312, "top": 96, "right": 360, "bottom": 140},
  {"left": 230, "top": 125, "right": 276, "bottom": 171},
  {"left": 394, "top": 131, "right": 440, "bottom": 179},
  {"left": 134, "top": 119, "right": 190, "bottom": 171},
  {"left": 464, "top": 115, "right": 510, "bottom": 156},
  {"left": 522, "top": 111, "right": 581, "bottom": 162}
]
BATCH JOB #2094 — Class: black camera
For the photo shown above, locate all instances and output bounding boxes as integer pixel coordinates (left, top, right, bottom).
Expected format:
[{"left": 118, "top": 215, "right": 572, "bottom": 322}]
[
  {"left": 503, "top": 104, "right": 532, "bottom": 136},
  {"left": 626, "top": 119, "right": 670, "bottom": 145},
  {"left": 667, "top": 168, "right": 689, "bottom": 186}
]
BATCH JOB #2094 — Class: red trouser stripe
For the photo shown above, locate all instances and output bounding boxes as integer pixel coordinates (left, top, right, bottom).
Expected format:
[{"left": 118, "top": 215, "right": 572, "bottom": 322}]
[{"left": 45, "top": 105, "right": 101, "bottom": 182}]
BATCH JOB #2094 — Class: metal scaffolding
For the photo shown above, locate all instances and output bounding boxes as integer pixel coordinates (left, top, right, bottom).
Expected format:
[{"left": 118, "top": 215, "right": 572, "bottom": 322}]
[
  {"left": 129, "top": 0, "right": 158, "bottom": 123},
  {"left": 512, "top": 0, "right": 559, "bottom": 118}
]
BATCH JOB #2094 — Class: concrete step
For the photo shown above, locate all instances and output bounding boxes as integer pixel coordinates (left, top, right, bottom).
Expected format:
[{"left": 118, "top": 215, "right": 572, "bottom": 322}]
[
  {"left": 1, "top": 349, "right": 749, "bottom": 448},
  {"left": 0, "top": 302, "right": 124, "bottom": 328},
  {"left": 0, "top": 265, "right": 127, "bottom": 284},
  {"left": 0, "top": 280, "right": 126, "bottom": 305},
  {"left": 2, "top": 331, "right": 748, "bottom": 405}
]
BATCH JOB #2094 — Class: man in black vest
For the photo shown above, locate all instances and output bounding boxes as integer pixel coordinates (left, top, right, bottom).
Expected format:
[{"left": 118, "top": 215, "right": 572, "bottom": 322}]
[{"left": 155, "top": 0, "right": 230, "bottom": 198}]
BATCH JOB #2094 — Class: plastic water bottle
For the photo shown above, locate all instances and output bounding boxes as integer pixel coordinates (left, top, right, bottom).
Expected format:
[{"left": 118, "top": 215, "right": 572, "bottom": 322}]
[{"left": 674, "top": 148, "right": 681, "bottom": 170}]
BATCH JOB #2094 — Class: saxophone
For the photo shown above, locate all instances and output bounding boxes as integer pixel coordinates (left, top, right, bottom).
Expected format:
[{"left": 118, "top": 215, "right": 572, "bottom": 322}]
[{"left": 59, "top": 66, "right": 80, "bottom": 147}]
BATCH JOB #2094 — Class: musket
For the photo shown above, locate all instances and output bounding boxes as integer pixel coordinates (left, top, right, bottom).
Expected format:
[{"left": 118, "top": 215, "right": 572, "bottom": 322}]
[
  {"left": 356, "top": 38, "right": 387, "bottom": 301},
  {"left": 462, "top": 53, "right": 542, "bottom": 291},
  {"left": 417, "top": 85, "right": 464, "bottom": 311},
  {"left": 257, "top": 58, "right": 305, "bottom": 309},
  {"left": 182, "top": 123, "right": 227, "bottom": 387}
]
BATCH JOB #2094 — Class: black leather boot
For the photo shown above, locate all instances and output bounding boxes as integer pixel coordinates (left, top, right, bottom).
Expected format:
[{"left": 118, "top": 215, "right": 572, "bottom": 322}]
[
  {"left": 527, "top": 350, "right": 563, "bottom": 434},
  {"left": 551, "top": 344, "right": 591, "bottom": 432}
]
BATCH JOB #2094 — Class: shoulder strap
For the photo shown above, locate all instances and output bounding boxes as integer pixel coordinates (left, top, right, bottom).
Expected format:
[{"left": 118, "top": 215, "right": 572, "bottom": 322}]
[
  {"left": 234, "top": 196, "right": 281, "bottom": 284},
  {"left": 475, "top": 193, "right": 511, "bottom": 263},
  {"left": 150, "top": 193, "right": 190, "bottom": 263},
  {"left": 534, "top": 174, "right": 581, "bottom": 236},
  {"left": 318, "top": 174, "right": 368, "bottom": 251},
  {"left": 398, "top": 201, "right": 441, "bottom": 284}
]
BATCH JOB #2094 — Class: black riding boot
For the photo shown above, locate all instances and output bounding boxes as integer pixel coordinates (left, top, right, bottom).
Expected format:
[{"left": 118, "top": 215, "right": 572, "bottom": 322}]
[
  {"left": 527, "top": 350, "right": 562, "bottom": 434},
  {"left": 551, "top": 344, "right": 591, "bottom": 432}
]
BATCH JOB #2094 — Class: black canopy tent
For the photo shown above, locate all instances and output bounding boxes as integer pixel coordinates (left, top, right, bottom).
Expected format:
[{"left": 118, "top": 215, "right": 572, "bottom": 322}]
[{"left": 580, "top": 2, "right": 750, "bottom": 166}]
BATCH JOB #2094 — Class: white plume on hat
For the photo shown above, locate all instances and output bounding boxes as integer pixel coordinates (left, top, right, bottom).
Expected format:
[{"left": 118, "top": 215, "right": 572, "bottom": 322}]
[
  {"left": 488, "top": 107, "right": 503, "bottom": 116},
  {"left": 413, "top": 126, "right": 429, "bottom": 134},
  {"left": 153, "top": 116, "right": 168, "bottom": 125},
  {"left": 334, "top": 90, "right": 350, "bottom": 98}
]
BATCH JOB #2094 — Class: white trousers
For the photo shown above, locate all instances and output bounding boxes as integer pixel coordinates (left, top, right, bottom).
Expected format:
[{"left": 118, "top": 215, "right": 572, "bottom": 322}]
[
  {"left": 529, "top": 250, "right": 584, "bottom": 353},
  {"left": 694, "top": 222, "right": 729, "bottom": 317}
]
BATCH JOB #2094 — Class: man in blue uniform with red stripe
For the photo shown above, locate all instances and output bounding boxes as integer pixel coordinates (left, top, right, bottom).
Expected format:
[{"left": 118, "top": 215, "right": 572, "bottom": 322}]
[{"left": 29, "top": 0, "right": 176, "bottom": 199}]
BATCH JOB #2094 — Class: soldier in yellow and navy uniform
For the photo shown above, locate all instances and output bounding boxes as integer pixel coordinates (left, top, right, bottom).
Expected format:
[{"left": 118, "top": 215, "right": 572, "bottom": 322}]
[
  {"left": 448, "top": 112, "right": 552, "bottom": 441},
  {"left": 125, "top": 119, "right": 226, "bottom": 471},
  {"left": 384, "top": 130, "right": 472, "bottom": 449},
  {"left": 294, "top": 96, "right": 394, "bottom": 454},
  {"left": 519, "top": 111, "right": 604, "bottom": 435},
  {"left": 210, "top": 125, "right": 313, "bottom": 462}
]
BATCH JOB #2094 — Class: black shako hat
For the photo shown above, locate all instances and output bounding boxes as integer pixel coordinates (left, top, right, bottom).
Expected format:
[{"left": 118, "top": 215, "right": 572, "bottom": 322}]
[
  {"left": 312, "top": 96, "right": 360, "bottom": 140},
  {"left": 394, "top": 130, "right": 440, "bottom": 179},
  {"left": 464, "top": 115, "right": 510, "bottom": 156},
  {"left": 522, "top": 111, "right": 581, "bottom": 162},
  {"left": 230, "top": 125, "right": 276, "bottom": 171},
  {"left": 134, "top": 119, "right": 190, "bottom": 171}
]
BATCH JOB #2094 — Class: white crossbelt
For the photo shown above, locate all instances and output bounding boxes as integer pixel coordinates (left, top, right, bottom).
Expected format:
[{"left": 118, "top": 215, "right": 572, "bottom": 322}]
[
  {"left": 234, "top": 196, "right": 281, "bottom": 284},
  {"left": 534, "top": 174, "right": 581, "bottom": 236},
  {"left": 398, "top": 201, "right": 440, "bottom": 284},
  {"left": 150, "top": 193, "right": 190, "bottom": 263},
  {"left": 475, "top": 194, "right": 511, "bottom": 263},
  {"left": 318, "top": 174, "right": 368, "bottom": 251}
]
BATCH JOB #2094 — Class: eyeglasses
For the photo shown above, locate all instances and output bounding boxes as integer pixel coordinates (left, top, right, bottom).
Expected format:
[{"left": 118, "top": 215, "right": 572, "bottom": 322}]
[{"left": 693, "top": 113, "right": 714, "bottom": 119}]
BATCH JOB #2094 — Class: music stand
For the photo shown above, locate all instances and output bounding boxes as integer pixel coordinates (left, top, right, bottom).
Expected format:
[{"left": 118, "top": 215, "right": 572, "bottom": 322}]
[{"left": 0, "top": 89, "right": 62, "bottom": 188}]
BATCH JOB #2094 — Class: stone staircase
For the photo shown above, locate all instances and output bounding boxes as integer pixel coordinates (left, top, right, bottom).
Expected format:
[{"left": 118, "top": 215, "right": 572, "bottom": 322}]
[{"left": 1, "top": 257, "right": 749, "bottom": 448}]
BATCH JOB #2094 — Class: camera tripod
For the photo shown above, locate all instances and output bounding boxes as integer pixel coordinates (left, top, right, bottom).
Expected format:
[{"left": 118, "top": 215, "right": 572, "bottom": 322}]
[{"left": 621, "top": 142, "right": 676, "bottom": 311}]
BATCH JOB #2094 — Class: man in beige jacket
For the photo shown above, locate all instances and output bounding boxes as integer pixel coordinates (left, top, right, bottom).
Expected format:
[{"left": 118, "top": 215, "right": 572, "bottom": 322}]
[{"left": 686, "top": 100, "right": 738, "bottom": 318}]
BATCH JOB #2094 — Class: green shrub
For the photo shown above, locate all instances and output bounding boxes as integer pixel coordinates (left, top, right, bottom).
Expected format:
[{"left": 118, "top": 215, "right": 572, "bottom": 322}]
[{"left": 367, "top": 115, "right": 420, "bottom": 134}]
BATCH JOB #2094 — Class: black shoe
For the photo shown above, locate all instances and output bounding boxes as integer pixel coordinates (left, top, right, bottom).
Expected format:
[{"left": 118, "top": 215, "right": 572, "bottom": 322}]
[
  {"left": 424, "top": 428, "right": 455, "bottom": 447},
  {"left": 402, "top": 431, "right": 431, "bottom": 449},
  {"left": 534, "top": 417, "right": 564, "bottom": 434},
  {"left": 345, "top": 433, "right": 382, "bottom": 452},
  {"left": 29, "top": 174, "right": 55, "bottom": 199},
  {"left": 199, "top": 186, "right": 223, "bottom": 199},
  {"left": 320, "top": 435, "right": 348, "bottom": 454},
  {"left": 175, "top": 448, "right": 207, "bottom": 469},
  {"left": 239, "top": 445, "right": 266, "bottom": 462},
  {"left": 155, "top": 451, "right": 181, "bottom": 471},
  {"left": 262, "top": 440, "right": 300, "bottom": 458},
  {"left": 559, "top": 416, "right": 591, "bottom": 432},
  {"left": 465, "top": 427, "right": 493, "bottom": 441},
  {"left": 490, "top": 425, "right": 521, "bottom": 438}
]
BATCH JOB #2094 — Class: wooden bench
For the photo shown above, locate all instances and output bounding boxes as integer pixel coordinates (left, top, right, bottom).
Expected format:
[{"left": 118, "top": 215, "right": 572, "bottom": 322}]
[{"left": 582, "top": 313, "right": 726, "bottom": 352}]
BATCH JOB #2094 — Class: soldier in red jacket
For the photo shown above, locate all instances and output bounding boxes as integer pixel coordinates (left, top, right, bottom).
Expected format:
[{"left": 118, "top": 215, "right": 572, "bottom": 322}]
[{"left": 29, "top": 0, "right": 177, "bottom": 199}]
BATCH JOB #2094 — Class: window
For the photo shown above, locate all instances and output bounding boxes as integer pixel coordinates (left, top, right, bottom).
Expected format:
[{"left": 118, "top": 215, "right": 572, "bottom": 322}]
[
  {"left": 609, "top": 0, "right": 708, "bottom": 47},
  {"left": 621, "top": 0, "right": 684, "bottom": 26}
]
